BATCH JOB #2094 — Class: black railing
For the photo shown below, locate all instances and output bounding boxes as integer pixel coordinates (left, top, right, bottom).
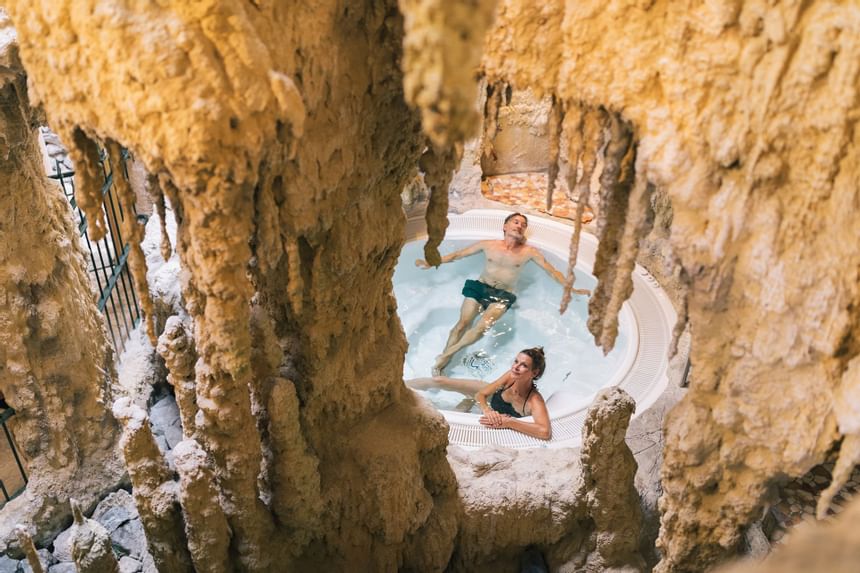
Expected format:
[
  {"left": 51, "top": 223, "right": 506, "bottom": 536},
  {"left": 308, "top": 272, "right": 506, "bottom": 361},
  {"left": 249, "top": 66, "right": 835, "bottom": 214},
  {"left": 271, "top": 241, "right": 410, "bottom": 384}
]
[
  {"left": 0, "top": 405, "right": 27, "bottom": 508},
  {"left": 49, "top": 150, "right": 143, "bottom": 355}
]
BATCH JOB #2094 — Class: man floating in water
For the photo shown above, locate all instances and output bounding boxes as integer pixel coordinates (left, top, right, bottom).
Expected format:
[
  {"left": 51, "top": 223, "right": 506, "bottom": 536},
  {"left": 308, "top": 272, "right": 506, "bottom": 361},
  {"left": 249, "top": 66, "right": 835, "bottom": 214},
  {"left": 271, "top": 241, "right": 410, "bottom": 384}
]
[{"left": 415, "top": 212, "right": 590, "bottom": 375}]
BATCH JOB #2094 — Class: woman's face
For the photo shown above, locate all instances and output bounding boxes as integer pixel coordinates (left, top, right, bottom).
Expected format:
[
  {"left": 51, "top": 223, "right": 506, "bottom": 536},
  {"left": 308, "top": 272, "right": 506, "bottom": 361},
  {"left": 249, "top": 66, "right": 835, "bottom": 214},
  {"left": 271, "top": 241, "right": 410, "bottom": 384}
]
[{"left": 511, "top": 353, "right": 535, "bottom": 379}]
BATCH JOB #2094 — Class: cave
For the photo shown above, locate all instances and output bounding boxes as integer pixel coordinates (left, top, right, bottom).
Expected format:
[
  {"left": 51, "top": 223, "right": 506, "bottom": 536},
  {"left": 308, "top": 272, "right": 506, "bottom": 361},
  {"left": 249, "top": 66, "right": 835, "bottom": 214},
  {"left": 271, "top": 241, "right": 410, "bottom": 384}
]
[{"left": 1, "top": 1, "right": 859, "bottom": 572}]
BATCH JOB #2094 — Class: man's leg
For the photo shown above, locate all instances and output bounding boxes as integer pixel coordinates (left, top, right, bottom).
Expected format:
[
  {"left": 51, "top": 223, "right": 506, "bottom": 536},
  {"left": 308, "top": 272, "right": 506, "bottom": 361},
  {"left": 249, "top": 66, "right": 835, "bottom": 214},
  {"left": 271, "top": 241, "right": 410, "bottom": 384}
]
[
  {"left": 433, "top": 302, "right": 508, "bottom": 374},
  {"left": 435, "top": 298, "right": 482, "bottom": 372}
]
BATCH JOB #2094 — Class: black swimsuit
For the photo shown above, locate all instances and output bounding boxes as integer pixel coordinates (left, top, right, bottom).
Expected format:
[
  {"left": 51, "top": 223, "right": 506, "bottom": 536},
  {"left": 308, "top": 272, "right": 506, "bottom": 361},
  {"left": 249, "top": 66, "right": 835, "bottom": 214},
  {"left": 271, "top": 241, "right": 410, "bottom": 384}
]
[{"left": 490, "top": 385, "right": 533, "bottom": 418}]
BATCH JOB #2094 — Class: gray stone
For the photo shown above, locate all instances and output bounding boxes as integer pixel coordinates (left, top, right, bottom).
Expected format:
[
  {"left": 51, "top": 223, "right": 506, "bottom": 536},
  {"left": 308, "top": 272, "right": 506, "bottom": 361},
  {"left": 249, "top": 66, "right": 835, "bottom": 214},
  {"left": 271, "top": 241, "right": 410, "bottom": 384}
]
[
  {"left": 50, "top": 527, "right": 73, "bottom": 563},
  {"left": 110, "top": 518, "right": 148, "bottom": 560},
  {"left": 19, "top": 549, "right": 55, "bottom": 573},
  {"left": 149, "top": 395, "right": 182, "bottom": 450},
  {"left": 92, "top": 490, "right": 139, "bottom": 535},
  {"left": 46, "top": 565, "right": 75, "bottom": 573},
  {"left": 139, "top": 552, "right": 157, "bottom": 573},
  {"left": 118, "top": 556, "right": 142, "bottom": 573},
  {"left": 0, "top": 555, "right": 20, "bottom": 573}
]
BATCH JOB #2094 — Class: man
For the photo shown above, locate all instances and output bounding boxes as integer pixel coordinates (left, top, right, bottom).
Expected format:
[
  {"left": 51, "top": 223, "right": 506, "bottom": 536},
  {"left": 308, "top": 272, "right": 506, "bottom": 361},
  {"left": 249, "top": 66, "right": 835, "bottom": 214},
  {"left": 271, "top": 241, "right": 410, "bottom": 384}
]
[{"left": 416, "top": 212, "right": 590, "bottom": 375}]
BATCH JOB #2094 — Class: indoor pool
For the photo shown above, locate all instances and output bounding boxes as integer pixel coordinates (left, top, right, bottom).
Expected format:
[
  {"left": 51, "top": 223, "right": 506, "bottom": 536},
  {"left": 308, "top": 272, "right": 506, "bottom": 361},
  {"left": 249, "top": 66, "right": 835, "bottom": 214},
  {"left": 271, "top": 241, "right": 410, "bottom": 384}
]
[
  {"left": 394, "top": 240, "right": 631, "bottom": 411},
  {"left": 396, "top": 209, "right": 675, "bottom": 449}
]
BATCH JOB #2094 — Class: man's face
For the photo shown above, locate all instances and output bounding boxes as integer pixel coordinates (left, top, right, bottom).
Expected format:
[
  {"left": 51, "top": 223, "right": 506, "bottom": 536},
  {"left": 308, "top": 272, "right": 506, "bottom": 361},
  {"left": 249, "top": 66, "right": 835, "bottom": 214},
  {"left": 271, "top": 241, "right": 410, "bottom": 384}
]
[{"left": 504, "top": 215, "right": 528, "bottom": 239}]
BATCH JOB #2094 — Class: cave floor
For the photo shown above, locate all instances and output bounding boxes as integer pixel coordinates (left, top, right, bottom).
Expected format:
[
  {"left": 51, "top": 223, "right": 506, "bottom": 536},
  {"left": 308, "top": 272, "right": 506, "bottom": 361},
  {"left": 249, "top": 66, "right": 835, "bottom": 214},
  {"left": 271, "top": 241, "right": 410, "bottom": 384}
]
[{"left": 771, "top": 461, "right": 860, "bottom": 543}]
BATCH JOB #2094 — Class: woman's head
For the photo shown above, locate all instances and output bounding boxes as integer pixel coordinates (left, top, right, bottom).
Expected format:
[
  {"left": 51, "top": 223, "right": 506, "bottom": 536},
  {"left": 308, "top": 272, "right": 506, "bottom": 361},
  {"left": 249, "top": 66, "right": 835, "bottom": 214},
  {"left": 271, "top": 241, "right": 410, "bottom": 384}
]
[{"left": 513, "top": 347, "right": 546, "bottom": 381}]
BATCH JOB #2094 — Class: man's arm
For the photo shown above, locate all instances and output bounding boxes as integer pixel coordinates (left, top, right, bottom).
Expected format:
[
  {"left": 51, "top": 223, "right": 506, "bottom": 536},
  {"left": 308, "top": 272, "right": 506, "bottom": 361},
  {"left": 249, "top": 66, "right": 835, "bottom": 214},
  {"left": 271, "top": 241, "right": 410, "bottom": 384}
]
[
  {"left": 415, "top": 241, "right": 485, "bottom": 269},
  {"left": 530, "top": 248, "right": 591, "bottom": 295}
]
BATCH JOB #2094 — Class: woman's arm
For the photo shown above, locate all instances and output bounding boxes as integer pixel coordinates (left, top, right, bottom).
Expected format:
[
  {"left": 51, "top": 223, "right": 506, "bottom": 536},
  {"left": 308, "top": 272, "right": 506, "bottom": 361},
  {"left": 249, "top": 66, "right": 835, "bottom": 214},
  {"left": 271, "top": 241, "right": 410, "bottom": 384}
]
[
  {"left": 415, "top": 241, "right": 485, "bottom": 268},
  {"left": 474, "top": 372, "right": 510, "bottom": 426},
  {"left": 480, "top": 392, "right": 552, "bottom": 440}
]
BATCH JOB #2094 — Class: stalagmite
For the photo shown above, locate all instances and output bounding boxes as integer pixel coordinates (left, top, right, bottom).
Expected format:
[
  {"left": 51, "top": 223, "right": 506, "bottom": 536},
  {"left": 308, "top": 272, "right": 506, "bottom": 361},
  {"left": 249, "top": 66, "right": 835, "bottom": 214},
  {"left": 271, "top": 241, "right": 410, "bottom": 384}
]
[
  {"left": 546, "top": 95, "right": 563, "bottom": 211},
  {"left": 69, "top": 499, "right": 120, "bottom": 573},
  {"left": 172, "top": 440, "right": 231, "bottom": 573},
  {"left": 112, "top": 398, "right": 194, "bottom": 572},
  {"left": 578, "top": 388, "right": 644, "bottom": 572},
  {"left": 156, "top": 316, "right": 199, "bottom": 438},
  {"left": 14, "top": 526, "right": 44, "bottom": 573},
  {"left": 420, "top": 144, "right": 460, "bottom": 266}
]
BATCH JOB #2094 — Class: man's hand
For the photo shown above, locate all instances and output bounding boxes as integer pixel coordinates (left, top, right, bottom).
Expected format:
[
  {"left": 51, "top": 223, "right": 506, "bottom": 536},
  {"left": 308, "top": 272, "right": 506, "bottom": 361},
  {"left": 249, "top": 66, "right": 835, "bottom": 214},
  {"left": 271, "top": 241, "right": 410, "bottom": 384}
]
[{"left": 415, "top": 259, "right": 431, "bottom": 269}]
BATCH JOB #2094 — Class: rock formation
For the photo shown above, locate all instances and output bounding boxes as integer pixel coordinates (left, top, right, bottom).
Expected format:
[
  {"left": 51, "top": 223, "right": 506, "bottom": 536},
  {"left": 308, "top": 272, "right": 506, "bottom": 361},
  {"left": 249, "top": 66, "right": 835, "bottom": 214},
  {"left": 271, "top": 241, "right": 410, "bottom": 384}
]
[
  {"left": 4, "top": 1, "right": 458, "bottom": 568},
  {"left": 2, "top": 1, "right": 859, "bottom": 572},
  {"left": 68, "top": 500, "right": 120, "bottom": 573},
  {"left": 577, "top": 387, "right": 644, "bottom": 572},
  {"left": 0, "top": 11, "right": 123, "bottom": 551},
  {"left": 477, "top": 1, "right": 860, "bottom": 569}
]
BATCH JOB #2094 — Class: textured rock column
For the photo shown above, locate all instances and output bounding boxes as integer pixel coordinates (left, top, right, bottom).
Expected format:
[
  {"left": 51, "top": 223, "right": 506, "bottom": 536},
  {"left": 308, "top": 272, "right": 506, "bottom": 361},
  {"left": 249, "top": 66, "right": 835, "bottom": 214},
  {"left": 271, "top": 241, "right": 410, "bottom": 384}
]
[
  {"left": 69, "top": 500, "right": 120, "bottom": 573},
  {"left": 0, "top": 11, "right": 122, "bottom": 550},
  {"left": 156, "top": 316, "right": 199, "bottom": 438},
  {"left": 172, "top": 439, "right": 231, "bottom": 573},
  {"left": 5, "top": 1, "right": 460, "bottom": 569},
  {"left": 112, "top": 398, "right": 194, "bottom": 572},
  {"left": 578, "top": 388, "right": 644, "bottom": 572}
]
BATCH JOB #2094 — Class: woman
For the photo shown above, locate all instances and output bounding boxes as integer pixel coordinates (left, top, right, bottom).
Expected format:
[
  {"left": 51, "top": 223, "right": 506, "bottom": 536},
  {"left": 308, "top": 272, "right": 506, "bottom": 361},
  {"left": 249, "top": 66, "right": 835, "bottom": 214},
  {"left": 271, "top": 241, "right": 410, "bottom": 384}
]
[{"left": 407, "top": 347, "right": 551, "bottom": 440}]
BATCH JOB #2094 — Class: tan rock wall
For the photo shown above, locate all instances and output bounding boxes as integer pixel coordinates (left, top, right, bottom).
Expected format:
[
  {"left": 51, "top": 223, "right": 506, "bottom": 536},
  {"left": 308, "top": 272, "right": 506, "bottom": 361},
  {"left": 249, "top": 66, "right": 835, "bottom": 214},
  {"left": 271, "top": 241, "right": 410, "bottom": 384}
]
[
  {"left": 480, "top": 1, "right": 860, "bottom": 570},
  {"left": 4, "top": 0, "right": 458, "bottom": 568},
  {"left": 0, "top": 13, "right": 123, "bottom": 551}
]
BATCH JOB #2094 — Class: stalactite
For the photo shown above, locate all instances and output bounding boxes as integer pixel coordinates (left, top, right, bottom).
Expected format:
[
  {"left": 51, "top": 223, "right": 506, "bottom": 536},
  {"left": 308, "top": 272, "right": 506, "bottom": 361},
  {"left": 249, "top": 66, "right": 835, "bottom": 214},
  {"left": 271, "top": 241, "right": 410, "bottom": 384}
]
[
  {"left": 420, "top": 144, "right": 460, "bottom": 266},
  {"left": 156, "top": 316, "right": 199, "bottom": 439},
  {"left": 14, "top": 526, "right": 44, "bottom": 573},
  {"left": 546, "top": 95, "right": 563, "bottom": 211},
  {"left": 480, "top": 81, "right": 504, "bottom": 162},
  {"left": 285, "top": 237, "right": 305, "bottom": 316},
  {"left": 560, "top": 106, "right": 605, "bottom": 314},
  {"left": 172, "top": 440, "right": 232, "bottom": 573},
  {"left": 107, "top": 141, "right": 157, "bottom": 345},
  {"left": 816, "top": 435, "right": 860, "bottom": 519},
  {"left": 69, "top": 499, "right": 120, "bottom": 573},
  {"left": 586, "top": 112, "right": 640, "bottom": 353},
  {"left": 112, "top": 398, "right": 194, "bottom": 572},
  {"left": 561, "top": 102, "right": 584, "bottom": 193},
  {"left": 64, "top": 127, "right": 108, "bottom": 240},
  {"left": 149, "top": 173, "right": 173, "bottom": 261},
  {"left": 597, "top": 176, "right": 655, "bottom": 351}
]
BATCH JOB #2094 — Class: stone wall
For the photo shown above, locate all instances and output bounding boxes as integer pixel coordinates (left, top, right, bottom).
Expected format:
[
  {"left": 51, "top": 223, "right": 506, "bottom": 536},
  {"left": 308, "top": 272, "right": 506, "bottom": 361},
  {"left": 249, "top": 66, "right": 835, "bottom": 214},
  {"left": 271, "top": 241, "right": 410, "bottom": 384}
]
[
  {"left": 479, "top": 1, "right": 860, "bottom": 570},
  {"left": 0, "top": 11, "right": 124, "bottom": 551},
  {"left": 3, "top": 1, "right": 457, "bottom": 569}
]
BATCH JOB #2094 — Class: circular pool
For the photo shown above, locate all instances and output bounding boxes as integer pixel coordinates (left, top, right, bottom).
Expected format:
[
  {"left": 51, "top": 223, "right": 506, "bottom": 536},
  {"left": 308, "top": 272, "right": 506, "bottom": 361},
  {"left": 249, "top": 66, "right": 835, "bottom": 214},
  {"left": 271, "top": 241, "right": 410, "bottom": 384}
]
[{"left": 395, "top": 209, "right": 676, "bottom": 448}]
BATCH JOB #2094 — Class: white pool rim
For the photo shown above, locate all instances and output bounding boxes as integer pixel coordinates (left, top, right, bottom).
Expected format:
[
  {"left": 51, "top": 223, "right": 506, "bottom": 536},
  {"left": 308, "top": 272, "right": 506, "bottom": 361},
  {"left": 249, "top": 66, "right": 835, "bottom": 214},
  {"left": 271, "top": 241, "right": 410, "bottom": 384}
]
[{"left": 404, "top": 209, "right": 676, "bottom": 449}]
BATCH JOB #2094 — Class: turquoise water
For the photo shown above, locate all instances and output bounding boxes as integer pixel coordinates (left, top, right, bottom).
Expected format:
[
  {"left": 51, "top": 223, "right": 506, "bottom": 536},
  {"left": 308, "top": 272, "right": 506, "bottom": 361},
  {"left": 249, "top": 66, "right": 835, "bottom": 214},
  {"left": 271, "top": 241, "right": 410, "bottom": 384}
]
[{"left": 393, "top": 239, "right": 629, "bottom": 412}]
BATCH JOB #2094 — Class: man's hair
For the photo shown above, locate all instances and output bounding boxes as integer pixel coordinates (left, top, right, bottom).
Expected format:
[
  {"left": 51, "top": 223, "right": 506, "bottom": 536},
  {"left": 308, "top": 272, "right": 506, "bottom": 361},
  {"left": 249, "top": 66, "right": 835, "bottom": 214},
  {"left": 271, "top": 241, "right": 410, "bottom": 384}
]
[
  {"left": 520, "top": 347, "right": 546, "bottom": 380},
  {"left": 504, "top": 212, "right": 528, "bottom": 225}
]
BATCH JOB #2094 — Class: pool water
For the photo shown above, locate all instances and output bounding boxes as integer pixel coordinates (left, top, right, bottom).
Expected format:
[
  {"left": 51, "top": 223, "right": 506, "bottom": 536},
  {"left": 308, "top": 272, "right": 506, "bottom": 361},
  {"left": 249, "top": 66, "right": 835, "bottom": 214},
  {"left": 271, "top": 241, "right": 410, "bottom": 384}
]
[{"left": 393, "top": 239, "right": 630, "bottom": 413}]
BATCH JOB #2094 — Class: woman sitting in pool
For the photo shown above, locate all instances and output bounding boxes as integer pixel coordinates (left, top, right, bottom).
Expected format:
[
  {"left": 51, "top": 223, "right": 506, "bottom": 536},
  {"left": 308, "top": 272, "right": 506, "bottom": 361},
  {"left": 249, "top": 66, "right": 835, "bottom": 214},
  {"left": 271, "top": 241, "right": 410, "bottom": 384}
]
[{"left": 406, "top": 347, "right": 551, "bottom": 440}]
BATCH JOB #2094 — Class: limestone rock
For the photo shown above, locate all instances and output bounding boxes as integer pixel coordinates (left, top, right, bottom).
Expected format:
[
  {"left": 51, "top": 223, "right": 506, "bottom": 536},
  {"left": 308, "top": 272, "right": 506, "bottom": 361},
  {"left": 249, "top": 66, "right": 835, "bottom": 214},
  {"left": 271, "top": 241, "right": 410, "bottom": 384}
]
[
  {"left": 0, "top": 15, "right": 123, "bottom": 550},
  {"left": 92, "top": 490, "right": 138, "bottom": 534}
]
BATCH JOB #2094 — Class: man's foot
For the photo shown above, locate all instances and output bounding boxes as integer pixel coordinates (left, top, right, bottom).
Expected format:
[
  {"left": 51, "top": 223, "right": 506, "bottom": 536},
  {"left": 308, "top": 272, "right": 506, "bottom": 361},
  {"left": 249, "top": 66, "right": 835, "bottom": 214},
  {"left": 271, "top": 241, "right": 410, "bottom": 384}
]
[{"left": 432, "top": 354, "right": 451, "bottom": 376}]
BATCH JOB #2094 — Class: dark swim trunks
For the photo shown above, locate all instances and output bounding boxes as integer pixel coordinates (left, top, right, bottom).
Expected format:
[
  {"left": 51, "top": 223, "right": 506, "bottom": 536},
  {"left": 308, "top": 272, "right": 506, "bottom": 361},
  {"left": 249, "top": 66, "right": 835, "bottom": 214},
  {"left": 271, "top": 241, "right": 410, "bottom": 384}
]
[{"left": 462, "top": 279, "right": 517, "bottom": 310}]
